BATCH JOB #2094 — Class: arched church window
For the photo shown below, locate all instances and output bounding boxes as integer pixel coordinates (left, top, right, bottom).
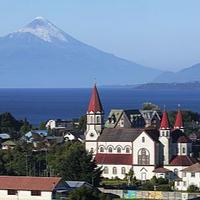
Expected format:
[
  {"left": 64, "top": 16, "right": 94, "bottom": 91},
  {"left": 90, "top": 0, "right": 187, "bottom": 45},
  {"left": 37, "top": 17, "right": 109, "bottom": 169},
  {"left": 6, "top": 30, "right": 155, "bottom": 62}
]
[
  {"left": 104, "top": 167, "right": 109, "bottom": 174},
  {"left": 142, "top": 137, "right": 145, "bottom": 143},
  {"left": 117, "top": 147, "right": 121, "bottom": 153},
  {"left": 113, "top": 167, "right": 117, "bottom": 174},
  {"left": 100, "top": 147, "right": 104, "bottom": 152},
  {"left": 182, "top": 147, "right": 186, "bottom": 154},
  {"left": 138, "top": 148, "right": 150, "bottom": 165},
  {"left": 174, "top": 168, "right": 178, "bottom": 176},
  {"left": 90, "top": 132, "right": 94, "bottom": 137},
  {"left": 97, "top": 116, "right": 100, "bottom": 123},
  {"left": 126, "top": 148, "right": 130, "bottom": 153},
  {"left": 90, "top": 116, "right": 93, "bottom": 123},
  {"left": 108, "top": 147, "right": 113, "bottom": 153},
  {"left": 121, "top": 167, "right": 126, "bottom": 174}
]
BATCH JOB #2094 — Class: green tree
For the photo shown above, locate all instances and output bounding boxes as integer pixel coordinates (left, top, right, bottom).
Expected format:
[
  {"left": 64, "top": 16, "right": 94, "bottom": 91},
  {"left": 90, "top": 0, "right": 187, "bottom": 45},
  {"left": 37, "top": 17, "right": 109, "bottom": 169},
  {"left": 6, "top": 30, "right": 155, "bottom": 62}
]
[
  {"left": 39, "top": 121, "right": 47, "bottom": 130},
  {"left": 187, "top": 184, "right": 199, "bottom": 192},
  {"left": 78, "top": 115, "right": 87, "bottom": 131},
  {"left": 48, "top": 142, "right": 102, "bottom": 186}
]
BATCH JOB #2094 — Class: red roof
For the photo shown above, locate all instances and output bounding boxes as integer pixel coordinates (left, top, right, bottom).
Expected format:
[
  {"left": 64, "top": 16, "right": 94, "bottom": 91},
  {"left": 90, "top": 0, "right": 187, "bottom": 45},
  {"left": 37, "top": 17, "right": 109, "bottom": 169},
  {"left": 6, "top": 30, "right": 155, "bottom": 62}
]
[
  {"left": 160, "top": 111, "right": 170, "bottom": 129},
  {"left": 0, "top": 176, "right": 61, "bottom": 191},
  {"left": 95, "top": 153, "right": 132, "bottom": 165},
  {"left": 88, "top": 84, "right": 103, "bottom": 113},
  {"left": 177, "top": 135, "right": 190, "bottom": 143},
  {"left": 153, "top": 167, "right": 172, "bottom": 173},
  {"left": 174, "top": 110, "right": 183, "bottom": 129},
  {"left": 170, "top": 156, "right": 197, "bottom": 166}
]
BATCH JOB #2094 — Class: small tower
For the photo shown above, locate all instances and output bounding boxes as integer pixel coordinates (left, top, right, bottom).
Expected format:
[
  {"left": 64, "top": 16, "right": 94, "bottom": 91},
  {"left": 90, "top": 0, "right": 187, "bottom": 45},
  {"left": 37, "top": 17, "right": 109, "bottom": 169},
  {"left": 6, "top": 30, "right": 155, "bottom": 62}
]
[
  {"left": 159, "top": 110, "right": 171, "bottom": 165},
  {"left": 174, "top": 107, "right": 184, "bottom": 132},
  {"left": 85, "top": 84, "right": 104, "bottom": 154}
]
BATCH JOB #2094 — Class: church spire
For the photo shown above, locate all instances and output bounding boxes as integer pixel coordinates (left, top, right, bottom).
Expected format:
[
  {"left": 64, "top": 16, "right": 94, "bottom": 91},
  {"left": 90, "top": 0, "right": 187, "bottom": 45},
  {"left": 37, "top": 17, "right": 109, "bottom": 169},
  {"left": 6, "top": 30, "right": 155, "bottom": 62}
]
[
  {"left": 160, "top": 110, "right": 170, "bottom": 129},
  {"left": 88, "top": 84, "right": 103, "bottom": 113},
  {"left": 174, "top": 106, "right": 184, "bottom": 130}
]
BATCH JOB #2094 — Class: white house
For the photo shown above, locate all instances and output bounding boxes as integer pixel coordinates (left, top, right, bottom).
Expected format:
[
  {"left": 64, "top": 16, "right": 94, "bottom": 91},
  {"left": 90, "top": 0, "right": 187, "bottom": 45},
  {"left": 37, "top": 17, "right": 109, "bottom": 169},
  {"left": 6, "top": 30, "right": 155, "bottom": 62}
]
[
  {"left": 175, "top": 163, "right": 200, "bottom": 191},
  {"left": 85, "top": 84, "right": 197, "bottom": 181},
  {"left": 0, "top": 176, "right": 67, "bottom": 200}
]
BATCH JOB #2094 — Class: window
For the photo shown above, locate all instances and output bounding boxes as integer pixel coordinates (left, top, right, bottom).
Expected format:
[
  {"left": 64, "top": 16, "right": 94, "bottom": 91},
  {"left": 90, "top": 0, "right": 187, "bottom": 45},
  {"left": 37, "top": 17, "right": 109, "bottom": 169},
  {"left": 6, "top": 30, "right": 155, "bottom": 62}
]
[
  {"left": 90, "top": 132, "right": 94, "bottom": 137},
  {"left": 104, "top": 167, "right": 109, "bottom": 174},
  {"left": 90, "top": 148, "right": 94, "bottom": 153},
  {"left": 121, "top": 167, "right": 126, "bottom": 174},
  {"left": 97, "top": 116, "right": 100, "bottom": 123},
  {"left": 100, "top": 147, "right": 104, "bottom": 152},
  {"left": 90, "top": 116, "right": 93, "bottom": 123},
  {"left": 108, "top": 147, "right": 113, "bottom": 153},
  {"left": 191, "top": 172, "right": 195, "bottom": 177},
  {"left": 138, "top": 148, "right": 150, "bottom": 165},
  {"left": 142, "top": 137, "right": 145, "bottom": 143},
  {"left": 174, "top": 168, "right": 178, "bottom": 176},
  {"left": 126, "top": 148, "right": 130, "bottom": 153},
  {"left": 183, "top": 181, "right": 186, "bottom": 187},
  {"left": 182, "top": 172, "right": 186, "bottom": 177},
  {"left": 31, "top": 191, "right": 41, "bottom": 196},
  {"left": 182, "top": 147, "right": 186, "bottom": 154},
  {"left": 113, "top": 167, "right": 117, "bottom": 174},
  {"left": 117, "top": 147, "right": 121, "bottom": 153},
  {"left": 177, "top": 181, "right": 180, "bottom": 186},
  {"left": 8, "top": 190, "right": 17, "bottom": 195}
]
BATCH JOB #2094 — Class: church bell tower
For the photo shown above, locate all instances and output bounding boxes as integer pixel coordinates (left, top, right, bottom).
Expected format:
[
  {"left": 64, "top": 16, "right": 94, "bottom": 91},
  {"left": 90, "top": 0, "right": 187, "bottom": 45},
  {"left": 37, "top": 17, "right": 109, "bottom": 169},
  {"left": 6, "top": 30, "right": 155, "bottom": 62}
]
[{"left": 85, "top": 84, "right": 104, "bottom": 154}]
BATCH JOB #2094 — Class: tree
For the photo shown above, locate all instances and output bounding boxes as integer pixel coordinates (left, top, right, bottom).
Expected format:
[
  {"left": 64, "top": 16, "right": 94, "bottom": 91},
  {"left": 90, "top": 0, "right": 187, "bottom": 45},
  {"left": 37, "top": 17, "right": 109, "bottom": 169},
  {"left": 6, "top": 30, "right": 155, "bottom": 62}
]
[
  {"left": 78, "top": 115, "right": 87, "bottom": 131},
  {"left": 142, "top": 102, "right": 160, "bottom": 111},
  {"left": 68, "top": 187, "right": 111, "bottom": 200},
  {"left": 39, "top": 121, "right": 47, "bottom": 130},
  {"left": 48, "top": 142, "right": 102, "bottom": 186},
  {"left": 187, "top": 184, "right": 199, "bottom": 192}
]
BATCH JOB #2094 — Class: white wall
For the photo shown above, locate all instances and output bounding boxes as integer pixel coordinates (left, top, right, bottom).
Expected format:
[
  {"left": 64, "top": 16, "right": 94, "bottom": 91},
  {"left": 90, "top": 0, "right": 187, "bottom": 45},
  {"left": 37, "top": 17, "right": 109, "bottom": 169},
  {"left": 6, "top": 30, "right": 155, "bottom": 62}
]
[
  {"left": 0, "top": 190, "right": 52, "bottom": 200},
  {"left": 133, "top": 166, "right": 155, "bottom": 180},
  {"left": 99, "top": 164, "right": 132, "bottom": 179}
]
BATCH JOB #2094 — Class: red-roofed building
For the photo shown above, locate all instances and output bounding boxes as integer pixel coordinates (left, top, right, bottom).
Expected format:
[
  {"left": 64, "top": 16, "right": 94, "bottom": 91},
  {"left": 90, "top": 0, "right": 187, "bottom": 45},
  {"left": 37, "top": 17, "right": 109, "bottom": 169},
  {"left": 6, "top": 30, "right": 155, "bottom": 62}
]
[
  {"left": 0, "top": 176, "right": 68, "bottom": 200},
  {"left": 160, "top": 111, "right": 170, "bottom": 129},
  {"left": 174, "top": 109, "right": 184, "bottom": 132}
]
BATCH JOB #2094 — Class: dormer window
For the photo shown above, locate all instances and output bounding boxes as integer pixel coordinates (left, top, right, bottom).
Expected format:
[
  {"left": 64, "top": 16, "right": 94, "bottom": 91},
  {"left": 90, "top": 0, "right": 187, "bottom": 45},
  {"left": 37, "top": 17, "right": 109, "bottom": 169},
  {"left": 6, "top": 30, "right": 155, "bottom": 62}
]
[{"left": 142, "top": 137, "right": 145, "bottom": 143}]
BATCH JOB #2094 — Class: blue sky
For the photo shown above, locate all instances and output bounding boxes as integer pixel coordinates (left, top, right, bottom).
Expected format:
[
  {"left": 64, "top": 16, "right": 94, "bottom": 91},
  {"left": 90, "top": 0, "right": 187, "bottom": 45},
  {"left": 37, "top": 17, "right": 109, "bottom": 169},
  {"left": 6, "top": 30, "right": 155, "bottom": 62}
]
[{"left": 1, "top": 0, "right": 200, "bottom": 71}]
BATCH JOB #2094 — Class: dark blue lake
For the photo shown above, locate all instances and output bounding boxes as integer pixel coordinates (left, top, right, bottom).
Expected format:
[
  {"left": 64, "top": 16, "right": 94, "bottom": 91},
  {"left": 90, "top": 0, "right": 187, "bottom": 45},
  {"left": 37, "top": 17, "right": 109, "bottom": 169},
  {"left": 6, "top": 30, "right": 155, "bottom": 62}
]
[{"left": 0, "top": 88, "right": 199, "bottom": 125}]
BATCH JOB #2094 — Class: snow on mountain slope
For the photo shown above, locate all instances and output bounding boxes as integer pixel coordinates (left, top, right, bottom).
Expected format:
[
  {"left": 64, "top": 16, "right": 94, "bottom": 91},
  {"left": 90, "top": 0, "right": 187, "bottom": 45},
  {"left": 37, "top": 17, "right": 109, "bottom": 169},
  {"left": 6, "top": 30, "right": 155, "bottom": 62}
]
[{"left": 8, "top": 17, "right": 69, "bottom": 43}]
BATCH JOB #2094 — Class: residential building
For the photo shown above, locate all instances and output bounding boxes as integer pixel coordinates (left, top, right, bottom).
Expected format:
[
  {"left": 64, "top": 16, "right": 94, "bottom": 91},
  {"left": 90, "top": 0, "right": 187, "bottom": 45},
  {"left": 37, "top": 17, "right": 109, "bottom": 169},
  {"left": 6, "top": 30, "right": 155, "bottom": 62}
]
[{"left": 0, "top": 176, "right": 68, "bottom": 200}]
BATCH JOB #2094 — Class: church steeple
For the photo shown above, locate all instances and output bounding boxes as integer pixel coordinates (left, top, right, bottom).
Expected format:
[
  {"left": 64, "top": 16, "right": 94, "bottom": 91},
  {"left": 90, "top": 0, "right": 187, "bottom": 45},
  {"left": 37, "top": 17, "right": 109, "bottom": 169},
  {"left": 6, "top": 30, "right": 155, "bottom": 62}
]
[
  {"left": 160, "top": 110, "right": 170, "bottom": 130},
  {"left": 88, "top": 84, "right": 103, "bottom": 113},
  {"left": 174, "top": 107, "right": 184, "bottom": 132},
  {"left": 85, "top": 84, "right": 104, "bottom": 154}
]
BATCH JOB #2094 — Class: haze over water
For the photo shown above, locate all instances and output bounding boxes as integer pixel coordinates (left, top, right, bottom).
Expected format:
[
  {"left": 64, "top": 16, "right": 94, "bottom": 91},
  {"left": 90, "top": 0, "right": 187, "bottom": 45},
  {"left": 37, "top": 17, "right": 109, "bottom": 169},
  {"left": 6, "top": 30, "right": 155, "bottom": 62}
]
[{"left": 0, "top": 88, "right": 199, "bottom": 125}]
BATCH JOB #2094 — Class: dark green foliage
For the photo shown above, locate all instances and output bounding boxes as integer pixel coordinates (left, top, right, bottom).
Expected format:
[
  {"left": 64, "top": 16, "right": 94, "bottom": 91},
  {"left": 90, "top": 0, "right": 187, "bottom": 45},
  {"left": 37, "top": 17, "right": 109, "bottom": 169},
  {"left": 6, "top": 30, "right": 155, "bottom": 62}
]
[
  {"left": 142, "top": 102, "right": 160, "bottom": 111},
  {"left": 39, "top": 121, "right": 47, "bottom": 130},
  {"left": 187, "top": 185, "right": 199, "bottom": 192},
  {"left": 68, "top": 187, "right": 111, "bottom": 200},
  {"left": 156, "top": 184, "right": 171, "bottom": 191},
  {"left": 140, "top": 181, "right": 154, "bottom": 191},
  {"left": 48, "top": 142, "right": 102, "bottom": 186},
  {"left": 78, "top": 115, "right": 87, "bottom": 131}
]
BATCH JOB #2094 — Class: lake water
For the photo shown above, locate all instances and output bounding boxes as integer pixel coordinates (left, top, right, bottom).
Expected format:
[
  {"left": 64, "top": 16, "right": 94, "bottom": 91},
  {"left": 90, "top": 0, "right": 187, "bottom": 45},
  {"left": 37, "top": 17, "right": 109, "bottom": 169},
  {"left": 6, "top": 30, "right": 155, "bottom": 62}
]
[{"left": 0, "top": 88, "right": 199, "bottom": 125}]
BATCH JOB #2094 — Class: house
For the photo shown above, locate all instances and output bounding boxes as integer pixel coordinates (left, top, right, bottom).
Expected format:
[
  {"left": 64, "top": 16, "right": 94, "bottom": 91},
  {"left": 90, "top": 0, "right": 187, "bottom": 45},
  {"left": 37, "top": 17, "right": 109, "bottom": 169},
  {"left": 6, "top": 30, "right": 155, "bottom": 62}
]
[
  {"left": 65, "top": 181, "right": 93, "bottom": 191},
  {"left": 85, "top": 84, "right": 197, "bottom": 181},
  {"left": 1, "top": 140, "right": 16, "bottom": 150},
  {"left": 46, "top": 119, "right": 73, "bottom": 130},
  {"left": 175, "top": 163, "right": 200, "bottom": 191},
  {"left": 24, "top": 130, "right": 48, "bottom": 143},
  {"left": 0, "top": 176, "right": 68, "bottom": 200}
]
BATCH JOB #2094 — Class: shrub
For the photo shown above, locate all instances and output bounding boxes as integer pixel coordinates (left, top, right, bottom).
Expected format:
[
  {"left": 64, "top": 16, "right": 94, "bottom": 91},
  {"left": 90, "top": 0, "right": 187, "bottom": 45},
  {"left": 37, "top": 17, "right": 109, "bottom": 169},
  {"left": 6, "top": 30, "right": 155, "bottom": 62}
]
[{"left": 187, "top": 185, "right": 199, "bottom": 193}]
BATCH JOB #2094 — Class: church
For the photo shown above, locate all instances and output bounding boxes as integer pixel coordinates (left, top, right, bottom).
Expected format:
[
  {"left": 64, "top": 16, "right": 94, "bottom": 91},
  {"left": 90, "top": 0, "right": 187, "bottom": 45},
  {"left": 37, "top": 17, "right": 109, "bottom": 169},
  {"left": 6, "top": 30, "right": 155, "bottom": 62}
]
[{"left": 85, "top": 85, "right": 197, "bottom": 181}]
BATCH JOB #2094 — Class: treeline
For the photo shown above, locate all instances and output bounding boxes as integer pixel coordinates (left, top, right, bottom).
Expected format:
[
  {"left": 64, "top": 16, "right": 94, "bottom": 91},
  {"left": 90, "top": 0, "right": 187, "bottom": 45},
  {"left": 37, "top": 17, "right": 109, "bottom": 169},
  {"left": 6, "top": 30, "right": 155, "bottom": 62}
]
[{"left": 0, "top": 141, "right": 102, "bottom": 186}]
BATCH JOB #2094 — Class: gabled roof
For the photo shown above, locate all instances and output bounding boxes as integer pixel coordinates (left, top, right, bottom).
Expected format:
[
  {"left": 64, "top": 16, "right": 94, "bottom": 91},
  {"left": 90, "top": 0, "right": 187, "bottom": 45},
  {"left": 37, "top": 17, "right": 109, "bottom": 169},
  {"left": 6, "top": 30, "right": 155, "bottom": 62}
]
[
  {"left": 181, "top": 163, "right": 200, "bottom": 172},
  {"left": 177, "top": 135, "right": 191, "bottom": 143},
  {"left": 153, "top": 167, "right": 172, "bottom": 173},
  {"left": 160, "top": 111, "right": 170, "bottom": 129},
  {"left": 88, "top": 84, "right": 103, "bottom": 113},
  {"left": 170, "top": 155, "right": 197, "bottom": 166},
  {"left": 98, "top": 128, "right": 143, "bottom": 142},
  {"left": 95, "top": 153, "right": 132, "bottom": 165},
  {"left": 171, "top": 129, "right": 191, "bottom": 143},
  {"left": 0, "top": 176, "right": 61, "bottom": 191},
  {"left": 174, "top": 110, "right": 183, "bottom": 129}
]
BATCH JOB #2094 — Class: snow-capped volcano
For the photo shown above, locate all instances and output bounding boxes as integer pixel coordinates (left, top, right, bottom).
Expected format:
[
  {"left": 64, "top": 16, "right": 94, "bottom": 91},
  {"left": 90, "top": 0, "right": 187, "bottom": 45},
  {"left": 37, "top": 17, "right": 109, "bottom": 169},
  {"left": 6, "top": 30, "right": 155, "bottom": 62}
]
[
  {"left": 0, "top": 17, "right": 162, "bottom": 87},
  {"left": 9, "top": 16, "right": 70, "bottom": 43}
]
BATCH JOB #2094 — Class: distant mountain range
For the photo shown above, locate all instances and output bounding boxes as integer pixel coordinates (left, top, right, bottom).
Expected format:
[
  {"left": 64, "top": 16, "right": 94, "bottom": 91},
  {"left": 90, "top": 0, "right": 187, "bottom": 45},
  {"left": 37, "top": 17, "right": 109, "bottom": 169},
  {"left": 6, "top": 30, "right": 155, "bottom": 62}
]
[
  {"left": 0, "top": 17, "right": 199, "bottom": 88},
  {"left": 154, "top": 63, "right": 200, "bottom": 83},
  {"left": 0, "top": 17, "right": 162, "bottom": 88}
]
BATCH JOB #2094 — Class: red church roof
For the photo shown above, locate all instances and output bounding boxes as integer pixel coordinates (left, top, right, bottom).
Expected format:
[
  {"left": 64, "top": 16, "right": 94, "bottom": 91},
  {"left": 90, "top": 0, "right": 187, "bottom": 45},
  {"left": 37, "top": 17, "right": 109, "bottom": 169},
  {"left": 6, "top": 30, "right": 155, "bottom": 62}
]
[
  {"left": 88, "top": 84, "right": 103, "bottom": 113},
  {"left": 170, "top": 155, "right": 197, "bottom": 166},
  {"left": 160, "top": 111, "right": 170, "bottom": 129},
  {"left": 174, "top": 110, "right": 183, "bottom": 129},
  {"left": 95, "top": 153, "right": 132, "bottom": 165},
  {"left": 0, "top": 176, "right": 61, "bottom": 191}
]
